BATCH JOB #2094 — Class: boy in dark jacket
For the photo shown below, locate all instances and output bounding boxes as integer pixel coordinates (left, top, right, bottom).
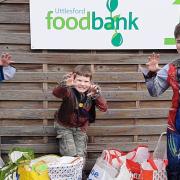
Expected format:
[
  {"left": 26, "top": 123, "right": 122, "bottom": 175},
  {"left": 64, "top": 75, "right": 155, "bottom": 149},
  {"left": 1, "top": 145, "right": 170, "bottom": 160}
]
[{"left": 53, "top": 65, "right": 107, "bottom": 158}]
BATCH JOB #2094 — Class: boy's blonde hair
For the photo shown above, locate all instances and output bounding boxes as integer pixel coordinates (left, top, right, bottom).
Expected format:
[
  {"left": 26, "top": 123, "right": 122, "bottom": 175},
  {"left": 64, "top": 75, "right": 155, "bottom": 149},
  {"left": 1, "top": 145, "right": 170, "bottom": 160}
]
[{"left": 73, "top": 65, "right": 92, "bottom": 80}]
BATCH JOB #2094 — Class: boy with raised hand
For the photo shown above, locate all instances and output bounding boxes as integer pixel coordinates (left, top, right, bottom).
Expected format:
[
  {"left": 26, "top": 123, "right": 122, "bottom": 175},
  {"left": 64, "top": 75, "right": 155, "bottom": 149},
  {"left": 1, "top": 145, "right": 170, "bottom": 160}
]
[
  {"left": 53, "top": 65, "right": 107, "bottom": 159},
  {"left": 0, "top": 53, "right": 16, "bottom": 81},
  {"left": 140, "top": 22, "right": 180, "bottom": 179}
]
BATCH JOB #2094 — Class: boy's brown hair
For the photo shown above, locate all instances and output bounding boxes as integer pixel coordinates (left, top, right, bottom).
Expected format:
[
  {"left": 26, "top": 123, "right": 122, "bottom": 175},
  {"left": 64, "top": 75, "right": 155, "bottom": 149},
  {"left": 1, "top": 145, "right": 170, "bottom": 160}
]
[
  {"left": 174, "top": 22, "right": 180, "bottom": 39},
  {"left": 73, "top": 65, "right": 92, "bottom": 80}
]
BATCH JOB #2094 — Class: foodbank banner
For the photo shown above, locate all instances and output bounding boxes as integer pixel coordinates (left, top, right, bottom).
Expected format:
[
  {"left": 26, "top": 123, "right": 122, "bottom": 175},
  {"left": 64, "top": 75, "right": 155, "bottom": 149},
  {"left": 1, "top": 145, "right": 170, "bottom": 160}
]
[{"left": 30, "top": 0, "right": 180, "bottom": 49}]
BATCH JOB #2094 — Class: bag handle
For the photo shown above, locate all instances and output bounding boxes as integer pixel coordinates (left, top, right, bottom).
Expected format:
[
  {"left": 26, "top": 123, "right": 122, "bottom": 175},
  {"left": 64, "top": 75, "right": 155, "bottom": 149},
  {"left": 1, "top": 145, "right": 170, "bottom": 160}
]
[
  {"left": 153, "top": 131, "right": 167, "bottom": 159},
  {"left": 104, "top": 149, "right": 123, "bottom": 166},
  {"left": 147, "top": 159, "right": 158, "bottom": 170},
  {"left": 70, "top": 157, "right": 81, "bottom": 164},
  {"left": 129, "top": 145, "right": 148, "bottom": 160}
]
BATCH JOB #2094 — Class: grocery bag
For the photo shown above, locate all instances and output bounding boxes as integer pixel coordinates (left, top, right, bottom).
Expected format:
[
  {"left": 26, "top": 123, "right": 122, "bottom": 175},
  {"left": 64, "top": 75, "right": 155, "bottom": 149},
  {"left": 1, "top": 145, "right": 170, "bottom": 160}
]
[
  {"left": 18, "top": 154, "right": 61, "bottom": 180},
  {"left": 89, "top": 146, "right": 149, "bottom": 180},
  {"left": 140, "top": 159, "right": 167, "bottom": 180},
  {"left": 48, "top": 156, "right": 84, "bottom": 180},
  {"left": 88, "top": 156, "right": 118, "bottom": 180},
  {"left": 140, "top": 132, "right": 168, "bottom": 180}
]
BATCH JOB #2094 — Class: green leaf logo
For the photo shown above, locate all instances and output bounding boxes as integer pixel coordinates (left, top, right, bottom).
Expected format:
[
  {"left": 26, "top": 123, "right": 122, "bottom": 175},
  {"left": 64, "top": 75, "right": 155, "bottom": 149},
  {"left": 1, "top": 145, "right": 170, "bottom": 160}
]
[
  {"left": 111, "top": 32, "right": 123, "bottom": 47},
  {"left": 173, "top": 0, "right": 180, "bottom": 4},
  {"left": 106, "top": 0, "right": 118, "bottom": 13},
  {"left": 164, "top": 38, "right": 176, "bottom": 45}
]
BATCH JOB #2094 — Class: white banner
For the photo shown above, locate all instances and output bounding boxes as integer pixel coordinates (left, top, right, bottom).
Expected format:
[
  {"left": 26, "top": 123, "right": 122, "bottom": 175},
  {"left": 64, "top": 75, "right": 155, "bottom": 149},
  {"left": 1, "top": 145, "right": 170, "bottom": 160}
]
[{"left": 30, "top": 0, "right": 180, "bottom": 49}]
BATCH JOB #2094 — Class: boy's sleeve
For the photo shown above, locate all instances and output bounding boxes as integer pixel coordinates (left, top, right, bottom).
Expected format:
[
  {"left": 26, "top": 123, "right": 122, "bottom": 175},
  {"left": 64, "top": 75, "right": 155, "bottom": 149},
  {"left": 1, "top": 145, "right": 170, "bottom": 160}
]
[
  {"left": 95, "top": 95, "right": 108, "bottom": 112},
  {"left": 0, "top": 65, "right": 16, "bottom": 81},
  {"left": 0, "top": 66, "right": 4, "bottom": 81},
  {"left": 140, "top": 64, "right": 170, "bottom": 97},
  {"left": 52, "top": 80, "right": 71, "bottom": 98}
]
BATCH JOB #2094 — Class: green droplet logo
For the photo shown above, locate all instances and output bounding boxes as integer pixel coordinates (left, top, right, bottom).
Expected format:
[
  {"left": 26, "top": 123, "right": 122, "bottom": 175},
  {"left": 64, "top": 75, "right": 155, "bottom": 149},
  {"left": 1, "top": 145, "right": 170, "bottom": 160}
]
[
  {"left": 106, "top": 0, "right": 123, "bottom": 47},
  {"left": 106, "top": 0, "right": 118, "bottom": 13},
  {"left": 111, "top": 32, "right": 123, "bottom": 47}
]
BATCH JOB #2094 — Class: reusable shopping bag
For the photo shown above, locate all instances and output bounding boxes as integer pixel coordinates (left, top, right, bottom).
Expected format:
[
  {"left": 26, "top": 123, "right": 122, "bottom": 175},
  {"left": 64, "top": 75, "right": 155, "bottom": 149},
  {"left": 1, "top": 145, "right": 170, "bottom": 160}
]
[
  {"left": 18, "top": 154, "right": 61, "bottom": 180},
  {"left": 140, "top": 159, "right": 167, "bottom": 180},
  {"left": 140, "top": 132, "right": 168, "bottom": 180},
  {"left": 88, "top": 156, "right": 118, "bottom": 180},
  {"left": 48, "top": 156, "right": 84, "bottom": 180},
  {"left": 88, "top": 146, "right": 150, "bottom": 180}
]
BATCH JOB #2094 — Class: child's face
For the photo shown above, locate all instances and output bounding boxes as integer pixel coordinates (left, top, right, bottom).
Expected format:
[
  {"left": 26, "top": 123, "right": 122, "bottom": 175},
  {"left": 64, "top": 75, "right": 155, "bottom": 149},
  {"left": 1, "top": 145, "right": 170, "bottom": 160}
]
[
  {"left": 176, "top": 35, "right": 180, "bottom": 53},
  {"left": 73, "top": 74, "right": 91, "bottom": 93}
]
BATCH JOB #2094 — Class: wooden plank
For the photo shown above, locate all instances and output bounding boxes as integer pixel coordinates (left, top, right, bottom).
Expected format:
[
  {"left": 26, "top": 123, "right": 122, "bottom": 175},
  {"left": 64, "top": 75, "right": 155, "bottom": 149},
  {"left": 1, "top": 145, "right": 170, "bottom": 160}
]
[
  {"left": 0, "top": 0, "right": 29, "bottom": 3},
  {"left": 0, "top": 141, "right": 165, "bottom": 153},
  {"left": 11, "top": 53, "right": 179, "bottom": 64},
  {"left": 98, "top": 101, "right": 135, "bottom": 109},
  {"left": 0, "top": 33, "right": 30, "bottom": 44},
  {"left": 0, "top": 83, "right": 42, "bottom": 90},
  {"left": 0, "top": 90, "right": 36, "bottom": 100},
  {"left": 0, "top": 24, "right": 29, "bottom": 33},
  {"left": 49, "top": 64, "right": 138, "bottom": 73},
  {"left": 0, "top": 126, "right": 51, "bottom": 136},
  {"left": 0, "top": 45, "right": 31, "bottom": 52},
  {"left": 0, "top": 101, "right": 42, "bottom": 109},
  {"left": 15, "top": 64, "right": 42, "bottom": 72},
  {"left": 0, "top": 4, "right": 29, "bottom": 12},
  {"left": 0, "top": 90, "right": 173, "bottom": 101},
  {"left": 18, "top": 101, "right": 168, "bottom": 110},
  {"left": 87, "top": 142, "right": 165, "bottom": 152},
  {"left": 0, "top": 90, "right": 45, "bottom": 100},
  {"left": 1, "top": 144, "right": 58, "bottom": 154},
  {"left": 94, "top": 136, "right": 133, "bottom": 143},
  {"left": 49, "top": 82, "right": 137, "bottom": 91},
  {"left": 87, "top": 125, "right": 167, "bottom": 136},
  {"left": 8, "top": 72, "right": 143, "bottom": 82},
  {"left": 0, "top": 120, "right": 43, "bottom": 126},
  {"left": 0, "top": 108, "right": 169, "bottom": 119},
  {"left": 0, "top": 13, "right": 29, "bottom": 24},
  {"left": 94, "top": 64, "right": 137, "bottom": 72},
  {"left": 0, "top": 109, "right": 49, "bottom": 119},
  {"left": 0, "top": 125, "right": 167, "bottom": 136},
  {"left": 140, "top": 101, "right": 171, "bottom": 108},
  {"left": 98, "top": 90, "right": 172, "bottom": 101},
  {"left": 98, "top": 108, "right": 168, "bottom": 119}
]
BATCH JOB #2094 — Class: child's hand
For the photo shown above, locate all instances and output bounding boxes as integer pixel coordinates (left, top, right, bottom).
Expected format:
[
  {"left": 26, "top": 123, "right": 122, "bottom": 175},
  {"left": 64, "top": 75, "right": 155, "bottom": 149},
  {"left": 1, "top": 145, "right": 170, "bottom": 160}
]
[
  {"left": 63, "top": 72, "right": 75, "bottom": 86},
  {"left": 87, "top": 84, "right": 101, "bottom": 97},
  {"left": 0, "top": 53, "right": 14, "bottom": 67},
  {"left": 146, "top": 53, "right": 161, "bottom": 72}
]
